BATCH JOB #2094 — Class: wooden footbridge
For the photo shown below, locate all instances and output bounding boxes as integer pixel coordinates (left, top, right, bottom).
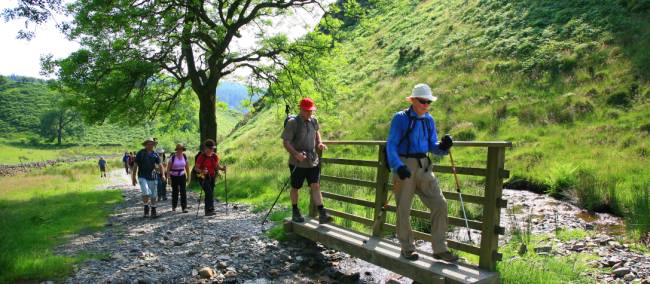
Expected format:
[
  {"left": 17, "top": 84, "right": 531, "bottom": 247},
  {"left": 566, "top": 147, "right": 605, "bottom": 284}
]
[{"left": 284, "top": 140, "right": 512, "bottom": 284}]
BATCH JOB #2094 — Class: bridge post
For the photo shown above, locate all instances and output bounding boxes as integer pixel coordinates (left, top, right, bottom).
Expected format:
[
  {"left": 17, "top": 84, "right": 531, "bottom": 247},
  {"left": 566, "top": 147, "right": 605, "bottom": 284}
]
[
  {"left": 372, "top": 145, "right": 390, "bottom": 237},
  {"left": 479, "top": 146, "right": 506, "bottom": 271}
]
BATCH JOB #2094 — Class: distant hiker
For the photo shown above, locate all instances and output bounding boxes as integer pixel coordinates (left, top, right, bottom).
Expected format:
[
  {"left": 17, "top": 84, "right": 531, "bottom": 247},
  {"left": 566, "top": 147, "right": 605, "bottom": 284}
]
[
  {"left": 386, "top": 83, "right": 457, "bottom": 262},
  {"left": 128, "top": 152, "right": 136, "bottom": 173},
  {"left": 132, "top": 138, "right": 166, "bottom": 218},
  {"left": 156, "top": 148, "right": 168, "bottom": 201},
  {"left": 281, "top": 98, "right": 332, "bottom": 224},
  {"left": 194, "top": 139, "right": 226, "bottom": 216},
  {"left": 122, "top": 152, "right": 130, "bottom": 174},
  {"left": 98, "top": 156, "right": 107, "bottom": 178},
  {"left": 167, "top": 143, "right": 191, "bottom": 213}
]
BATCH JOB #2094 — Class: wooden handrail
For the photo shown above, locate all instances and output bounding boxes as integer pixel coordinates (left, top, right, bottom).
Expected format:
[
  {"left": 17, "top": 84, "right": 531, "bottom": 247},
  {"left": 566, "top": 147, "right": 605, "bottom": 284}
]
[
  {"left": 306, "top": 140, "right": 510, "bottom": 272},
  {"left": 323, "top": 140, "right": 513, "bottom": 148},
  {"left": 321, "top": 158, "right": 379, "bottom": 167}
]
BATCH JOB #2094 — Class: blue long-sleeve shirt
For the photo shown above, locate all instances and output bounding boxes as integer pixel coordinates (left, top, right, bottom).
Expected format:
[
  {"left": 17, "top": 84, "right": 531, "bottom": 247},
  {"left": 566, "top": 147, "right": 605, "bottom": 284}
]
[{"left": 386, "top": 107, "right": 448, "bottom": 171}]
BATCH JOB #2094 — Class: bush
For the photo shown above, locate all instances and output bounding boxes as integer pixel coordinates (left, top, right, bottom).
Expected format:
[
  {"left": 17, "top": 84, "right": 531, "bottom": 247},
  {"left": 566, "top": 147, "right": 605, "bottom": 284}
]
[
  {"left": 606, "top": 91, "right": 634, "bottom": 108},
  {"left": 547, "top": 102, "right": 574, "bottom": 124},
  {"left": 545, "top": 163, "right": 579, "bottom": 199},
  {"left": 517, "top": 105, "right": 544, "bottom": 125},
  {"left": 451, "top": 122, "right": 477, "bottom": 141},
  {"left": 505, "top": 175, "right": 549, "bottom": 194}
]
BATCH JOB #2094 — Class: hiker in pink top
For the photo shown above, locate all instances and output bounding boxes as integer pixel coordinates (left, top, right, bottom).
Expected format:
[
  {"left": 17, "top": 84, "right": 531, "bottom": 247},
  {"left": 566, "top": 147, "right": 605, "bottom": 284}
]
[{"left": 166, "top": 143, "right": 191, "bottom": 213}]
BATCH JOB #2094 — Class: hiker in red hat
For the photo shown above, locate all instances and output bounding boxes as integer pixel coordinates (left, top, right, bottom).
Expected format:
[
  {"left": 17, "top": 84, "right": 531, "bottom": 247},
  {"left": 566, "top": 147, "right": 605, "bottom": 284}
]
[{"left": 281, "top": 98, "right": 333, "bottom": 224}]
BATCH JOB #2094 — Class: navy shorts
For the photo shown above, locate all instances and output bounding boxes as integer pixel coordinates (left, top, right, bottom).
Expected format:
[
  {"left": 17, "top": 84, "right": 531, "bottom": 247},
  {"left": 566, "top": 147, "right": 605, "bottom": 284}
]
[{"left": 289, "top": 165, "right": 320, "bottom": 189}]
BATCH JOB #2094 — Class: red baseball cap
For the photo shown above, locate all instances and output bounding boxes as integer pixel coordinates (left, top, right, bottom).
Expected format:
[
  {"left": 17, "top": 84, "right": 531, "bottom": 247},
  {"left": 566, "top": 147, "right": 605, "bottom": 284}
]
[{"left": 300, "top": 98, "right": 317, "bottom": 111}]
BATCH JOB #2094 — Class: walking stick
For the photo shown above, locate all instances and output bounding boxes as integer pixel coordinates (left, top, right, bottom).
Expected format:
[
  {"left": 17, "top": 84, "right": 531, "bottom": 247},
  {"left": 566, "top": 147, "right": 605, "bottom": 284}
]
[
  {"left": 196, "top": 177, "right": 204, "bottom": 218},
  {"left": 224, "top": 168, "right": 228, "bottom": 215},
  {"left": 449, "top": 150, "right": 473, "bottom": 243},
  {"left": 261, "top": 165, "right": 298, "bottom": 228}
]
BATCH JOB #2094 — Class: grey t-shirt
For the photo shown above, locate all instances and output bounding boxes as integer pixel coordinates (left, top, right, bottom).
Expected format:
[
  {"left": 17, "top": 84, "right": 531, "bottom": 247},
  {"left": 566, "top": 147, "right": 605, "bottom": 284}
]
[{"left": 281, "top": 116, "right": 320, "bottom": 168}]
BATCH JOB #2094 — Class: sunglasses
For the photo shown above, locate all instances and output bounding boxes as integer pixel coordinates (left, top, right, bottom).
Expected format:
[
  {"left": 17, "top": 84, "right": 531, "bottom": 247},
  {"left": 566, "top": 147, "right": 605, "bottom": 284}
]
[{"left": 416, "top": 98, "right": 432, "bottom": 105}]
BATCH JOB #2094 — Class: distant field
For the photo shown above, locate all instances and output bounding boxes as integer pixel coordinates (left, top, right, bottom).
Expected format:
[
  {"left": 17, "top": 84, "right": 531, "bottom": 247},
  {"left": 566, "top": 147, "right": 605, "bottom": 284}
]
[{"left": 0, "top": 143, "right": 124, "bottom": 165}]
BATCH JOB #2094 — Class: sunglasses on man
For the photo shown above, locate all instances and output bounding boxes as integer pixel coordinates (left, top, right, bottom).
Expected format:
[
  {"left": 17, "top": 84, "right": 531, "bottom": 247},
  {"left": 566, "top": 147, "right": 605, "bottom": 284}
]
[{"left": 416, "top": 98, "right": 432, "bottom": 105}]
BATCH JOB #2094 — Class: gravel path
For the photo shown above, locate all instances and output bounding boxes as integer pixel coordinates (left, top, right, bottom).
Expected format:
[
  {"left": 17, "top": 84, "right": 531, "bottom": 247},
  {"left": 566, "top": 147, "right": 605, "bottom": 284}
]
[{"left": 55, "top": 170, "right": 649, "bottom": 283}]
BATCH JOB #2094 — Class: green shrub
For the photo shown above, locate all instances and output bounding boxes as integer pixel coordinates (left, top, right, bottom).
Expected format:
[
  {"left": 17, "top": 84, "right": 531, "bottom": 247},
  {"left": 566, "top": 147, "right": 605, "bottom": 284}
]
[
  {"left": 606, "top": 91, "right": 634, "bottom": 108},
  {"left": 451, "top": 122, "right": 477, "bottom": 141},
  {"left": 505, "top": 175, "right": 549, "bottom": 194},
  {"left": 545, "top": 163, "right": 579, "bottom": 199},
  {"left": 517, "top": 105, "right": 544, "bottom": 125},
  {"left": 547, "top": 102, "right": 574, "bottom": 124}
]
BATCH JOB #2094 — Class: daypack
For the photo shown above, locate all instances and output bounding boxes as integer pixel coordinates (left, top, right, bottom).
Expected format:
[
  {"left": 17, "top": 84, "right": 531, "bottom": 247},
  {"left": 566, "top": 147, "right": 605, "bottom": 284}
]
[
  {"left": 194, "top": 153, "right": 219, "bottom": 178},
  {"left": 384, "top": 108, "right": 433, "bottom": 171},
  {"left": 169, "top": 154, "right": 188, "bottom": 175},
  {"left": 284, "top": 115, "right": 318, "bottom": 146}
]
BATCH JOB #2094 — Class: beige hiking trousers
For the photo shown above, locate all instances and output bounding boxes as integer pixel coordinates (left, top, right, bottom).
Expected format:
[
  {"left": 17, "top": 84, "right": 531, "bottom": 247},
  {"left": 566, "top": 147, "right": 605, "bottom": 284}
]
[{"left": 393, "top": 156, "right": 449, "bottom": 253}]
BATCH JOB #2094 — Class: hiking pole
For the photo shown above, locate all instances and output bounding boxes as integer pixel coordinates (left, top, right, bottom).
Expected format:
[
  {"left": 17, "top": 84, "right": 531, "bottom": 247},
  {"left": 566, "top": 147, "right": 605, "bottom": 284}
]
[
  {"left": 261, "top": 165, "right": 298, "bottom": 228},
  {"left": 196, "top": 178, "right": 204, "bottom": 218},
  {"left": 449, "top": 150, "right": 473, "bottom": 243},
  {"left": 224, "top": 168, "right": 228, "bottom": 215}
]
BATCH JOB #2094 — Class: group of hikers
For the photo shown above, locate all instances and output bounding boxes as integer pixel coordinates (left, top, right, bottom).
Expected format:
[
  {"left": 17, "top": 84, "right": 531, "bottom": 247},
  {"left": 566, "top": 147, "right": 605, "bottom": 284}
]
[
  {"left": 122, "top": 138, "right": 226, "bottom": 218},
  {"left": 120, "top": 82, "right": 459, "bottom": 263}
]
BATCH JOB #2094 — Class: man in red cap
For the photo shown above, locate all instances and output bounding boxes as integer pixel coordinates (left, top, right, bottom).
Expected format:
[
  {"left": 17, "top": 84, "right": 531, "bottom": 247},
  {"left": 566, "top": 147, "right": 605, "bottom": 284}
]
[{"left": 281, "top": 98, "right": 333, "bottom": 224}]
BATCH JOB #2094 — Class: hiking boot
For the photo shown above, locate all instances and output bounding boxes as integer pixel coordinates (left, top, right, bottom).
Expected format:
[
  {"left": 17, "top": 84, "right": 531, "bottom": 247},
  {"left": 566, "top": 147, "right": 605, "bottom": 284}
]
[
  {"left": 205, "top": 211, "right": 216, "bottom": 216},
  {"left": 318, "top": 209, "right": 333, "bottom": 224},
  {"left": 144, "top": 205, "right": 150, "bottom": 217},
  {"left": 151, "top": 207, "right": 157, "bottom": 218},
  {"left": 292, "top": 211, "right": 305, "bottom": 223},
  {"left": 401, "top": 250, "right": 419, "bottom": 261},
  {"left": 172, "top": 207, "right": 176, "bottom": 212},
  {"left": 181, "top": 209, "right": 188, "bottom": 213},
  {"left": 433, "top": 251, "right": 459, "bottom": 262}
]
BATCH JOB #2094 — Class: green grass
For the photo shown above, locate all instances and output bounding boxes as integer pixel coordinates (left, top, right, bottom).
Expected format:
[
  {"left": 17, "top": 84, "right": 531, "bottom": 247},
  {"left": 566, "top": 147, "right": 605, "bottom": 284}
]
[
  {"left": 497, "top": 239, "right": 599, "bottom": 284},
  {"left": 0, "top": 160, "right": 123, "bottom": 283}
]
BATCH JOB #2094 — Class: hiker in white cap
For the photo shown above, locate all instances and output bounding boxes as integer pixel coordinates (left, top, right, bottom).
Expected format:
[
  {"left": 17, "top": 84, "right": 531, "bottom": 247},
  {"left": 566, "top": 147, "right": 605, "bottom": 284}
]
[{"left": 385, "top": 83, "right": 458, "bottom": 262}]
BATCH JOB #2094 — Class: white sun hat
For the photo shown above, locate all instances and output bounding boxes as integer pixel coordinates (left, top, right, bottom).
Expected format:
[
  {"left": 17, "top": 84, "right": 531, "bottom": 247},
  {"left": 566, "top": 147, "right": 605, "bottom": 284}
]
[{"left": 408, "top": 83, "right": 438, "bottom": 102}]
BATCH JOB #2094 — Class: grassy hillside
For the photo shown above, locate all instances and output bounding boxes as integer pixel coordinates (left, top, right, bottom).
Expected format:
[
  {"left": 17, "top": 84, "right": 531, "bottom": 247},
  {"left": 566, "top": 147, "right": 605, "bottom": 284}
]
[
  {"left": 0, "top": 76, "right": 243, "bottom": 161},
  {"left": 220, "top": 0, "right": 650, "bottom": 242},
  {"left": 0, "top": 76, "right": 148, "bottom": 145}
]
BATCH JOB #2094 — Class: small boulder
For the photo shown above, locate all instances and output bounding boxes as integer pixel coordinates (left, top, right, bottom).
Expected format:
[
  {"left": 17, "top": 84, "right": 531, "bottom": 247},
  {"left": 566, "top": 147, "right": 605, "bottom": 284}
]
[
  {"left": 612, "top": 267, "right": 630, "bottom": 277},
  {"left": 199, "top": 267, "right": 215, "bottom": 279}
]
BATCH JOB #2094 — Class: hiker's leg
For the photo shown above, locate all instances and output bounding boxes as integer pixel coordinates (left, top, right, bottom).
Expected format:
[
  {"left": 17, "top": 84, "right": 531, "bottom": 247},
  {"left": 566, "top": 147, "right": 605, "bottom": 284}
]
[
  {"left": 179, "top": 175, "right": 187, "bottom": 210},
  {"left": 148, "top": 179, "right": 158, "bottom": 207},
  {"left": 171, "top": 176, "right": 180, "bottom": 209},
  {"left": 395, "top": 157, "right": 417, "bottom": 252},
  {"left": 289, "top": 165, "right": 306, "bottom": 205},
  {"left": 139, "top": 178, "right": 150, "bottom": 204},
  {"left": 204, "top": 176, "right": 215, "bottom": 213},
  {"left": 416, "top": 164, "right": 449, "bottom": 254},
  {"left": 307, "top": 166, "right": 323, "bottom": 206}
]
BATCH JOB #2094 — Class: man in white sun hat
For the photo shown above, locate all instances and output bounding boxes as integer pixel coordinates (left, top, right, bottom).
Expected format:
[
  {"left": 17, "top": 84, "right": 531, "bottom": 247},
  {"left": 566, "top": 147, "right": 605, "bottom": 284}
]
[{"left": 386, "top": 83, "right": 457, "bottom": 262}]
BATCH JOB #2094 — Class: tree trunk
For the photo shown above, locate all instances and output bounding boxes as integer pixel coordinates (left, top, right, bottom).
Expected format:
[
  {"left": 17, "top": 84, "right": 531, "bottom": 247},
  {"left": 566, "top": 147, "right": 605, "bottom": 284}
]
[
  {"left": 57, "top": 112, "right": 63, "bottom": 145},
  {"left": 197, "top": 87, "right": 217, "bottom": 146}
]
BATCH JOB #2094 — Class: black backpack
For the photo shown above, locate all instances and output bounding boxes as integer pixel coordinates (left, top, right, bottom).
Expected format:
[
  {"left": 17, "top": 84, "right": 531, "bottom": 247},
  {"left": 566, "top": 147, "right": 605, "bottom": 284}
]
[{"left": 384, "top": 108, "right": 433, "bottom": 171}]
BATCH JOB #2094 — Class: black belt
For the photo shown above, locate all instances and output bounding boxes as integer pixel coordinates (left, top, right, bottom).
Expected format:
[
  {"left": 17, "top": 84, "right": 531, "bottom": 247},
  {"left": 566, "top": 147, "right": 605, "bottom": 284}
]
[
  {"left": 399, "top": 153, "right": 427, "bottom": 159},
  {"left": 399, "top": 153, "right": 431, "bottom": 169}
]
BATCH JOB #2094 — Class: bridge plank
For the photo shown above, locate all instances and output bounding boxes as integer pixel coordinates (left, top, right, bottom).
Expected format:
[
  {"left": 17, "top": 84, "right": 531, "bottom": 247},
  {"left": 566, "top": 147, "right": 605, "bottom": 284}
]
[{"left": 286, "top": 218, "right": 498, "bottom": 284}]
